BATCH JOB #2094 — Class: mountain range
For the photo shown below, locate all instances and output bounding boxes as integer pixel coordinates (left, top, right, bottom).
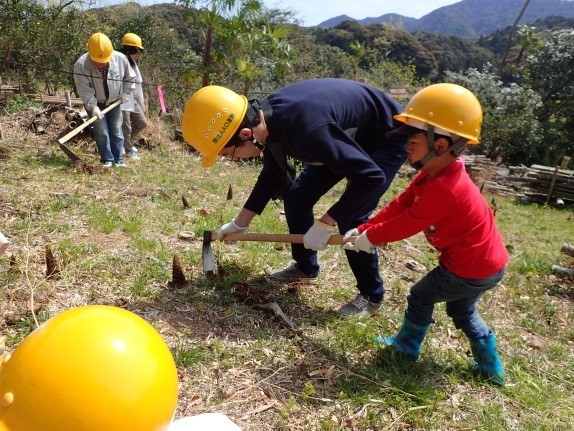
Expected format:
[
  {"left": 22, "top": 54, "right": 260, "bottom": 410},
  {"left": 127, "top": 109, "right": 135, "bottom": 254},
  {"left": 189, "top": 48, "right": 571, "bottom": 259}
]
[{"left": 317, "top": 0, "right": 574, "bottom": 37}]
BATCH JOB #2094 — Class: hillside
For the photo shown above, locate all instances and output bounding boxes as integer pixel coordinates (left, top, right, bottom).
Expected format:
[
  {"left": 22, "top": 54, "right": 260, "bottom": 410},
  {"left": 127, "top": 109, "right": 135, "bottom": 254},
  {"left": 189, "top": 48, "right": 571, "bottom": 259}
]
[
  {"left": 1, "top": 103, "right": 573, "bottom": 430},
  {"left": 317, "top": 0, "right": 574, "bottom": 37}
]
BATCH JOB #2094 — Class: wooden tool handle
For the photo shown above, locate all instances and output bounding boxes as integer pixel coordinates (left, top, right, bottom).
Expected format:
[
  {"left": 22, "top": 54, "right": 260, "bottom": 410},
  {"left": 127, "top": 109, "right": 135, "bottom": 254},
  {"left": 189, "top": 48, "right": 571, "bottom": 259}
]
[
  {"left": 209, "top": 231, "right": 353, "bottom": 245},
  {"left": 57, "top": 100, "right": 122, "bottom": 145}
]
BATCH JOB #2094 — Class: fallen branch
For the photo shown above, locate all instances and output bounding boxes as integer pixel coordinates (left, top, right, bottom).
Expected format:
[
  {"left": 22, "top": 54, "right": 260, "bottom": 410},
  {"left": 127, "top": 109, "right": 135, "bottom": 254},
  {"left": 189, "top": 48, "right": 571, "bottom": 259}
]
[
  {"left": 551, "top": 265, "right": 574, "bottom": 279},
  {"left": 254, "top": 302, "right": 302, "bottom": 334}
]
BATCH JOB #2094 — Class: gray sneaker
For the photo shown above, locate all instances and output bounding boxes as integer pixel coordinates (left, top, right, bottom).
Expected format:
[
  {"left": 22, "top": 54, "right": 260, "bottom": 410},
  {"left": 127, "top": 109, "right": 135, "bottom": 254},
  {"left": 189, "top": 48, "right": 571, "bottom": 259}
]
[
  {"left": 268, "top": 262, "right": 318, "bottom": 281},
  {"left": 337, "top": 294, "right": 381, "bottom": 317}
]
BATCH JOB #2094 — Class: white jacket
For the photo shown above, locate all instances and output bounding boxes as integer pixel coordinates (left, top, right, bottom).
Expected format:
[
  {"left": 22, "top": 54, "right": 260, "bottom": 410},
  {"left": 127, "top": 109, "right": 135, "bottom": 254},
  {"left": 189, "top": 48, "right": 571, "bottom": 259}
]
[
  {"left": 121, "top": 59, "right": 145, "bottom": 113},
  {"left": 73, "top": 51, "right": 135, "bottom": 108}
]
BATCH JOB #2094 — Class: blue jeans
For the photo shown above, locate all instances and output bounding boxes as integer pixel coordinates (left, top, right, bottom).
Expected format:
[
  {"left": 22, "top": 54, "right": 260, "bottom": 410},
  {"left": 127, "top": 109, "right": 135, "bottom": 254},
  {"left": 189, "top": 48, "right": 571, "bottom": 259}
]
[
  {"left": 405, "top": 265, "right": 506, "bottom": 340},
  {"left": 92, "top": 103, "right": 124, "bottom": 164},
  {"left": 283, "top": 141, "right": 407, "bottom": 303}
]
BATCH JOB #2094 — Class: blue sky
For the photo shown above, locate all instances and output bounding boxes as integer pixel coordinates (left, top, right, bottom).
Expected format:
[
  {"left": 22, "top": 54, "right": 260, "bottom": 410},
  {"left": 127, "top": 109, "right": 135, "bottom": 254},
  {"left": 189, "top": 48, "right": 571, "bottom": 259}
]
[
  {"left": 104, "top": 0, "right": 462, "bottom": 27},
  {"left": 264, "top": 0, "right": 462, "bottom": 26}
]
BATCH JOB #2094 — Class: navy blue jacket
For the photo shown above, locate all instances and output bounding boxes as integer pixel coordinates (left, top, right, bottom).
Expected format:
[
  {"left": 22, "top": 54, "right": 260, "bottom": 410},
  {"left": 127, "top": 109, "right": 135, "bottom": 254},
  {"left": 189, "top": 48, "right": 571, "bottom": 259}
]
[{"left": 244, "top": 78, "right": 405, "bottom": 225}]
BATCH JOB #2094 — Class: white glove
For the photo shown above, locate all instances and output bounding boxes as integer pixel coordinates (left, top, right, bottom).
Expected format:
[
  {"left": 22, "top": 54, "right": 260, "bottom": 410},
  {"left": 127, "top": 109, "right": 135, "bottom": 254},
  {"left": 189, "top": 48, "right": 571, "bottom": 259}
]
[
  {"left": 217, "top": 218, "right": 248, "bottom": 241},
  {"left": 343, "top": 230, "right": 376, "bottom": 254},
  {"left": 303, "top": 220, "right": 336, "bottom": 251},
  {"left": 169, "top": 413, "right": 243, "bottom": 431},
  {"left": 343, "top": 228, "right": 359, "bottom": 241},
  {"left": 91, "top": 106, "right": 103, "bottom": 120},
  {"left": 120, "top": 92, "right": 131, "bottom": 104},
  {"left": 0, "top": 231, "right": 9, "bottom": 257}
]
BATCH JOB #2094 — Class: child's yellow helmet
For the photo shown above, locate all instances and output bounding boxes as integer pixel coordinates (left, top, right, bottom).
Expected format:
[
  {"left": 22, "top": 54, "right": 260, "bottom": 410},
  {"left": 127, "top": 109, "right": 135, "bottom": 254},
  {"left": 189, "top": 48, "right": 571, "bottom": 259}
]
[{"left": 395, "top": 83, "right": 483, "bottom": 143}]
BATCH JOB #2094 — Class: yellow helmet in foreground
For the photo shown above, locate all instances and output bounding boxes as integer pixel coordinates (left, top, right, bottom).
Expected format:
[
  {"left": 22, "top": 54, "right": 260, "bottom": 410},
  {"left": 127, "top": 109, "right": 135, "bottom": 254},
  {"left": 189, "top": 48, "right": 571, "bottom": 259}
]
[
  {"left": 182, "top": 85, "right": 248, "bottom": 167},
  {"left": 87, "top": 32, "right": 113, "bottom": 63},
  {"left": 121, "top": 32, "right": 144, "bottom": 50},
  {"left": 0, "top": 305, "right": 178, "bottom": 431},
  {"left": 394, "top": 83, "right": 482, "bottom": 144}
]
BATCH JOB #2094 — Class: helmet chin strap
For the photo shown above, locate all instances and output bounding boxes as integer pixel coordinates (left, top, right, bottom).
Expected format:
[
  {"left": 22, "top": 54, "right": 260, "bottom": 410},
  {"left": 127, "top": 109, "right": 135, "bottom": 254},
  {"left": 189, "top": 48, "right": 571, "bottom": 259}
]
[
  {"left": 409, "top": 125, "right": 436, "bottom": 170},
  {"left": 409, "top": 125, "right": 469, "bottom": 170},
  {"left": 247, "top": 99, "right": 265, "bottom": 150},
  {"left": 252, "top": 136, "right": 264, "bottom": 150}
]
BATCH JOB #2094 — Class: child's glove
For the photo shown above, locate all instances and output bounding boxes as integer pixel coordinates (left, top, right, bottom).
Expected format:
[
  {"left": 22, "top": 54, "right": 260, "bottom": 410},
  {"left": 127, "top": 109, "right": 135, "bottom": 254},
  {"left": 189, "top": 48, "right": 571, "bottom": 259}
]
[
  {"left": 342, "top": 228, "right": 359, "bottom": 241},
  {"left": 342, "top": 230, "right": 376, "bottom": 254}
]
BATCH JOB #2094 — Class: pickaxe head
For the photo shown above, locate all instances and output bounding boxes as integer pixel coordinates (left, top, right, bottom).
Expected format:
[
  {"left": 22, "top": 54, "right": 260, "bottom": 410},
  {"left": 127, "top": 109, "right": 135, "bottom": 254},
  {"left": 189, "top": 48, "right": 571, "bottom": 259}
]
[{"left": 202, "top": 230, "right": 217, "bottom": 278}]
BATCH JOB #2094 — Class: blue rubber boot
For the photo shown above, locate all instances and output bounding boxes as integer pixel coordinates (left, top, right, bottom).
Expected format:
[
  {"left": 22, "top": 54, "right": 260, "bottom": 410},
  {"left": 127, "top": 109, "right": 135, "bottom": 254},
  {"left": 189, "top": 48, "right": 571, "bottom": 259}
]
[
  {"left": 469, "top": 331, "right": 506, "bottom": 386},
  {"left": 376, "top": 317, "right": 429, "bottom": 360}
]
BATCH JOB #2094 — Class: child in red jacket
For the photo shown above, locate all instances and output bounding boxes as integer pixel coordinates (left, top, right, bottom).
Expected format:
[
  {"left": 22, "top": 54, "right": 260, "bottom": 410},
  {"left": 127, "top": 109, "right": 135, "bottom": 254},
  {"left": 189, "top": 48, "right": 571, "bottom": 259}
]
[{"left": 343, "top": 83, "right": 508, "bottom": 385}]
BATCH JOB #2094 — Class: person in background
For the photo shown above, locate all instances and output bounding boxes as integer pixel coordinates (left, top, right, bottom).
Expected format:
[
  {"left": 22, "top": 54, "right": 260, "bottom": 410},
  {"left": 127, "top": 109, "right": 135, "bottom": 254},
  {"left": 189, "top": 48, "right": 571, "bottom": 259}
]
[
  {"left": 182, "top": 78, "right": 408, "bottom": 317},
  {"left": 0, "top": 305, "right": 242, "bottom": 430},
  {"left": 342, "top": 83, "right": 508, "bottom": 385},
  {"left": 119, "top": 32, "right": 148, "bottom": 161},
  {"left": 73, "top": 32, "right": 135, "bottom": 168}
]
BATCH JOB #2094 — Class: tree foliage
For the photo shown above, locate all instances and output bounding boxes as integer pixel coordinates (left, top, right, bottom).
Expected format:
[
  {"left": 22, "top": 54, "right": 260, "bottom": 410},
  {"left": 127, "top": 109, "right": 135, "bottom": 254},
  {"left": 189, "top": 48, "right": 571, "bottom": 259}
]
[
  {"left": 446, "top": 66, "right": 544, "bottom": 165},
  {"left": 520, "top": 28, "right": 574, "bottom": 163},
  {"left": 0, "top": 0, "right": 88, "bottom": 93},
  {"left": 312, "top": 21, "right": 437, "bottom": 78},
  {"left": 1, "top": 1, "right": 574, "bottom": 167}
]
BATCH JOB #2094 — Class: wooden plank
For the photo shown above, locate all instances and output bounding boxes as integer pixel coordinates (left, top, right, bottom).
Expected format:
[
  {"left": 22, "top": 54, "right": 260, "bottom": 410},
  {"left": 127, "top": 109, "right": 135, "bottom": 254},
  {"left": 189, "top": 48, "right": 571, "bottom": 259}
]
[{"left": 32, "top": 95, "right": 84, "bottom": 106}]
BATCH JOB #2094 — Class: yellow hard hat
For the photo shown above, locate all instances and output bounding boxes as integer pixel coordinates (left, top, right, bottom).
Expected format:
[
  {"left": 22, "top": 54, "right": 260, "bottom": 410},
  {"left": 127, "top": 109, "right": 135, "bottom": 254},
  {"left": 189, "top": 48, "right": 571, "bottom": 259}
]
[
  {"left": 122, "top": 32, "right": 144, "bottom": 50},
  {"left": 87, "top": 32, "right": 113, "bottom": 63},
  {"left": 182, "top": 85, "right": 248, "bottom": 167},
  {"left": 0, "top": 305, "right": 178, "bottom": 431},
  {"left": 394, "top": 83, "right": 483, "bottom": 143}
]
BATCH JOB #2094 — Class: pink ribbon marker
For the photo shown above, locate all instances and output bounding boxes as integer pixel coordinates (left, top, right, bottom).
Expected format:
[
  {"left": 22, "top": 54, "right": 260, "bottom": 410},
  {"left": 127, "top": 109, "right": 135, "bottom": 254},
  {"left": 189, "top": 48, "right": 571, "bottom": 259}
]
[{"left": 157, "top": 85, "right": 167, "bottom": 113}]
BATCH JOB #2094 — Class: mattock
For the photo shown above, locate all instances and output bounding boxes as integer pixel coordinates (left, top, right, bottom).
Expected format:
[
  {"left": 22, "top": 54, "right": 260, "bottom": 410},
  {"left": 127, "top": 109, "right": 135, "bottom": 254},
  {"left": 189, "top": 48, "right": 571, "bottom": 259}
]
[
  {"left": 57, "top": 100, "right": 122, "bottom": 163},
  {"left": 202, "top": 230, "right": 356, "bottom": 277}
]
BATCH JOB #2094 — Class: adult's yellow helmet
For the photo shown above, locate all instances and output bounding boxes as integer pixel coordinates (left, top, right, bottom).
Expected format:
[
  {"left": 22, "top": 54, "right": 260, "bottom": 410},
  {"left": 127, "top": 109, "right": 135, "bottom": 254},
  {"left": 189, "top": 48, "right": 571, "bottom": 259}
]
[
  {"left": 0, "top": 305, "right": 178, "bottom": 431},
  {"left": 87, "top": 32, "right": 113, "bottom": 63},
  {"left": 394, "top": 83, "right": 482, "bottom": 144},
  {"left": 121, "top": 32, "right": 144, "bottom": 50},
  {"left": 182, "top": 85, "right": 248, "bottom": 167}
]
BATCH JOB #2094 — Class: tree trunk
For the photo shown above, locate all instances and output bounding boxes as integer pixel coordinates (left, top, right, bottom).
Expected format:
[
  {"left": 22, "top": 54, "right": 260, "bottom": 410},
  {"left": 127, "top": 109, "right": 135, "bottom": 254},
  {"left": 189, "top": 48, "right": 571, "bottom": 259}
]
[
  {"left": 201, "top": 26, "right": 213, "bottom": 88},
  {"left": 498, "top": 0, "right": 532, "bottom": 77}
]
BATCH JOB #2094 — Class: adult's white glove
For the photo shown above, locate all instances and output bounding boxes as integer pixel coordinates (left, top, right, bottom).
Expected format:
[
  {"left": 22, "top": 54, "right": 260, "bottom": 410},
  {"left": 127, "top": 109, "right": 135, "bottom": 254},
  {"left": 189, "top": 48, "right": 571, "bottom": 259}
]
[
  {"left": 217, "top": 218, "right": 248, "bottom": 241},
  {"left": 91, "top": 106, "right": 103, "bottom": 120},
  {"left": 303, "top": 220, "right": 336, "bottom": 251},
  {"left": 342, "top": 230, "right": 376, "bottom": 254},
  {"left": 120, "top": 92, "right": 131, "bottom": 104}
]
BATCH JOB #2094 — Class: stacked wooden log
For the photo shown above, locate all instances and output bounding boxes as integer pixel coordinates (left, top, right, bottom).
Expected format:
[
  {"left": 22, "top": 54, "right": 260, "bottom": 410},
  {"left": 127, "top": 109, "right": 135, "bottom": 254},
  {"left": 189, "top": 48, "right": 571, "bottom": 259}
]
[
  {"left": 463, "top": 155, "right": 574, "bottom": 206},
  {"left": 552, "top": 243, "right": 574, "bottom": 279},
  {"left": 506, "top": 164, "right": 574, "bottom": 206},
  {"left": 32, "top": 94, "right": 84, "bottom": 107},
  {"left": 464, "top": 155, "right": 517, "bottom": 197}
]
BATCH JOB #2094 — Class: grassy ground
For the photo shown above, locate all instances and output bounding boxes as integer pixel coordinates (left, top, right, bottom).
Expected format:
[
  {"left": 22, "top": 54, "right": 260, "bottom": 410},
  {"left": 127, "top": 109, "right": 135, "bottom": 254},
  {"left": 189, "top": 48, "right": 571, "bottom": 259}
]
[{"left": 1, "top": 112, "right": 573, "bottom": 430}]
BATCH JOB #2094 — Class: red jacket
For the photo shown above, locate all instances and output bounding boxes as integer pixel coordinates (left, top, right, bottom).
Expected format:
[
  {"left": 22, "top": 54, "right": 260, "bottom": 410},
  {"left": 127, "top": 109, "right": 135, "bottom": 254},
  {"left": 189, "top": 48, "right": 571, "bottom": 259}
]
[{"left": 359, "top": 160, "right": 509, "bottom": 279}]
